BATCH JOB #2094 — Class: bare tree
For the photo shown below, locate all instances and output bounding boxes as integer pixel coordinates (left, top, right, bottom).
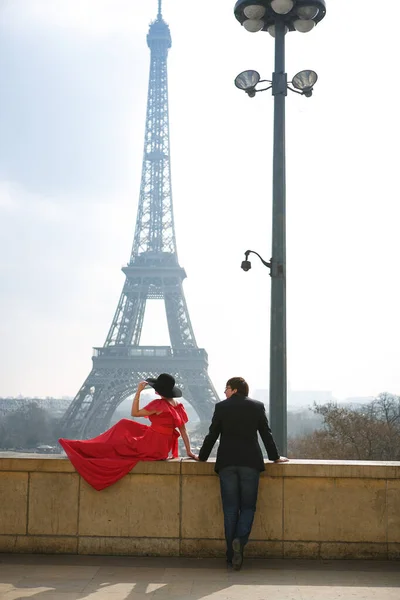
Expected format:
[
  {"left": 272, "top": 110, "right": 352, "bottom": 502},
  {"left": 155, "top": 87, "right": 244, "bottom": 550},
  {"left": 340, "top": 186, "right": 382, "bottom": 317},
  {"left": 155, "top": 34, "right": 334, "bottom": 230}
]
[{"left": 288, "top": 393, "right": 400, "bottom": 461}]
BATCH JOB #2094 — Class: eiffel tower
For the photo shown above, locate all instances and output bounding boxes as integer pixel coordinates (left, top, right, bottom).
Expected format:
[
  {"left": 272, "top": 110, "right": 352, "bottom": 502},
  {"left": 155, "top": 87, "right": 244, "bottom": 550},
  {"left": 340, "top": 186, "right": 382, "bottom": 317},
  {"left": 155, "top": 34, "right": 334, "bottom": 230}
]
[{"left": 61, "top": 0, "right": 219, "bottom": 439}]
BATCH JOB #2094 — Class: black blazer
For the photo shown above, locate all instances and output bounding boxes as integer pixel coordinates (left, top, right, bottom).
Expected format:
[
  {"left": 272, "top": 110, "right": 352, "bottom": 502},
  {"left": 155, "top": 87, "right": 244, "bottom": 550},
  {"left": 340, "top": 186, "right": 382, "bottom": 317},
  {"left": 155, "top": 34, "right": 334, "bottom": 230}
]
[{"left": 198, "top": 393, "right": 280, "bottom": 472}]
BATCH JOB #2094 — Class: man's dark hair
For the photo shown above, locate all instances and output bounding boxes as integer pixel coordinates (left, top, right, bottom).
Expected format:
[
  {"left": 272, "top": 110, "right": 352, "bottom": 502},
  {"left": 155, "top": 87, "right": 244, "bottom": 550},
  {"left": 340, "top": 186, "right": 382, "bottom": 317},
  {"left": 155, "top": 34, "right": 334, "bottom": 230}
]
[{"left": 226, "top": 377, "right": 249, "bottom": 396}]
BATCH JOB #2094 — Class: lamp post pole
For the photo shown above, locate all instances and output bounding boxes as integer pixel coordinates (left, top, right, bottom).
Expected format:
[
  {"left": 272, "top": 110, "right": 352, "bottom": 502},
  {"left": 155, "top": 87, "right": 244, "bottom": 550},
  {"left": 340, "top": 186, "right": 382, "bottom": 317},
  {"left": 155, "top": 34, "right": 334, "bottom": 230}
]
[
  {"left": 234, "top": 0, "right": 327, "bottom": 456},
  {"left": 270, "top": 17, "right": 287, "bottom": 454}
]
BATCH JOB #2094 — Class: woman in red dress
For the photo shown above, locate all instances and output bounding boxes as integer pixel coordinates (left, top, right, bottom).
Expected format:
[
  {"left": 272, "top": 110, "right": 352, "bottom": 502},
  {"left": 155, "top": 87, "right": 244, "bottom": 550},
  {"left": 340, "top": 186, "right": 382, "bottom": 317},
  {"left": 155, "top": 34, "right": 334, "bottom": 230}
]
[{"left": 59, "top": 374, "right": 198, "bottom": 491}]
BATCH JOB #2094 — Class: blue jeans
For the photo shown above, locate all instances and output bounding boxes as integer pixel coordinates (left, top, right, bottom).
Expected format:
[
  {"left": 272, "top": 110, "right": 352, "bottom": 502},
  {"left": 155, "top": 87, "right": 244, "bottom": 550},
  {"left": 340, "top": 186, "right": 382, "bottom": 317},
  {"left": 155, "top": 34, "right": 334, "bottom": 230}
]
[{"left": 219, "top": 465, "right": 260, "bottom": 562}]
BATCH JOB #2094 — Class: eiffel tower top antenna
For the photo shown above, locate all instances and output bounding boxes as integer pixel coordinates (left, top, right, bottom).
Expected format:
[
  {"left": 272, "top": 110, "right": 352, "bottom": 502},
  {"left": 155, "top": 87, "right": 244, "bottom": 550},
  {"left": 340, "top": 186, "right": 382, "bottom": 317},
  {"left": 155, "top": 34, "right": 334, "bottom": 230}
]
[{"left": 158, "top": 0, "right": 162, "bottom": 19}]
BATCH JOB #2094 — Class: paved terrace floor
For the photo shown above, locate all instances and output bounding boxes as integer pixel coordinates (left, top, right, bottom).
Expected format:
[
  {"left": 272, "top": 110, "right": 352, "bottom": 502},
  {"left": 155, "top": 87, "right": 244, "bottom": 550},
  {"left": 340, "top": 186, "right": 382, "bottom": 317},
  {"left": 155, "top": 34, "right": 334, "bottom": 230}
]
[{"left": 0, "top": 555, "right": 399, "bottom": 600}]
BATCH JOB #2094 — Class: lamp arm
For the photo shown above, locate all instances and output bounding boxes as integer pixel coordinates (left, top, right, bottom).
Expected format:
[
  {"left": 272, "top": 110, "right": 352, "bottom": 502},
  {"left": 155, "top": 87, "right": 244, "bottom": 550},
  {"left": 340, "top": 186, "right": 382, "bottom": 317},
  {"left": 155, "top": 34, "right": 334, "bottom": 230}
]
[
  {"left": 244, "top": 250, "right": 271, "bottom": 269},
  {"left": 256, "top": 85, "right": 272, "bottom": 93},
  {"left": 287, "top": 86, "right": 305, "bottom": 95}
]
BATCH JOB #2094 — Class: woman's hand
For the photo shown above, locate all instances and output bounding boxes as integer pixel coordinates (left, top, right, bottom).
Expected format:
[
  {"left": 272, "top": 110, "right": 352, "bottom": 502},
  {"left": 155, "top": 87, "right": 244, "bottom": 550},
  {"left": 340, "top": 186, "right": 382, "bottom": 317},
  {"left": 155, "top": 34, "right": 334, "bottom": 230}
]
[
  {"left": 186, "top": 450, "right": 199, "bottom": 461},
  {"left": 137, "top": 381, "right": 148, "bottom": 393}
]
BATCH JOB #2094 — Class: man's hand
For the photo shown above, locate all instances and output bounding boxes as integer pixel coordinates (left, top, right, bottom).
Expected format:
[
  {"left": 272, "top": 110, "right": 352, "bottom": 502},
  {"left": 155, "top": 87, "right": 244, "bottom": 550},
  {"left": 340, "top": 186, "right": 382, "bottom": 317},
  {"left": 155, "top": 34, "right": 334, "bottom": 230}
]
[{"left": 274, "top": 456, "right": 289, "bottom": 463}]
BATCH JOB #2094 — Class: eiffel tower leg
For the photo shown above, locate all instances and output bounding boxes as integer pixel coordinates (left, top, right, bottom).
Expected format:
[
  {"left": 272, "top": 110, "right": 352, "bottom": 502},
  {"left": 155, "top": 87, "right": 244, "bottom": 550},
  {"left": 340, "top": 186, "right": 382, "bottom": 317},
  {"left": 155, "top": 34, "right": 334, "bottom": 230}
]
[
  {"left": 164, "top": 285, "right": 196, "bottom": 347},
  {"left": 174, "top": 370, "right": 219, "bottom": 422},
  {"left": 62, "top": 366, "right": 176, "bottom": 439},
  {"left": 105, "top": 287, "right": 148, "bottom": 347},
  {"left": 80, "top": 389, "right": 124, "bottom": 439},
  {"left": 59, "top": 370, "right": 108, "bottom": 438}
]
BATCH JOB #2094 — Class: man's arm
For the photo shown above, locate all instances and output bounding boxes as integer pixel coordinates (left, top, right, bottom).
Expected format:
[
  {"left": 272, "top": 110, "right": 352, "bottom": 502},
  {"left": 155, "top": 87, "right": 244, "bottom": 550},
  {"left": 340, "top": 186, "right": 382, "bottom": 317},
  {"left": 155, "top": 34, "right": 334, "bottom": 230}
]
[
  {"left": 258, "top": 404, "right": 280, "bottom": 461},
  {"left": 198, "top": 405, "right": 222, "bottom": 462}
]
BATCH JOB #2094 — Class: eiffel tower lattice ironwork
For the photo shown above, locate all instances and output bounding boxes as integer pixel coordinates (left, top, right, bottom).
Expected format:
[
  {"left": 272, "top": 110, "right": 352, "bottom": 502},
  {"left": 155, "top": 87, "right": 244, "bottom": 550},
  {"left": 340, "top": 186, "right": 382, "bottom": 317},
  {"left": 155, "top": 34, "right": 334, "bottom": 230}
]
[{"left": 61, "top": 2, "right": 219, "bottom": 439}]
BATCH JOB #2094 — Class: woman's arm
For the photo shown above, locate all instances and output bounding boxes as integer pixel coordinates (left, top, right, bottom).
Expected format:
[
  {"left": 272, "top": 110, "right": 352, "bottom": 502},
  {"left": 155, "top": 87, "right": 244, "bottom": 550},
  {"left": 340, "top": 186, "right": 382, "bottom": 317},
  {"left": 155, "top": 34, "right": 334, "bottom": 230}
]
[
  {"left": 131, "top": 381, "right": 157, "bottom": 417},
  {"left": 178, "top": 424, "right": 198, "bottom": 460}
]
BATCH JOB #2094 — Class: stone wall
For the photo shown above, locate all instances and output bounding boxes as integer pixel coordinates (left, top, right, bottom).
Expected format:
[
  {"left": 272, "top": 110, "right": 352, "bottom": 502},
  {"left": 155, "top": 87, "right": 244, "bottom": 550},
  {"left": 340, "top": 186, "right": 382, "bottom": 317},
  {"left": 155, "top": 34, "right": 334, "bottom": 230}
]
[{"left": 0, "top": 455, "right": 399, "bottom": 559}]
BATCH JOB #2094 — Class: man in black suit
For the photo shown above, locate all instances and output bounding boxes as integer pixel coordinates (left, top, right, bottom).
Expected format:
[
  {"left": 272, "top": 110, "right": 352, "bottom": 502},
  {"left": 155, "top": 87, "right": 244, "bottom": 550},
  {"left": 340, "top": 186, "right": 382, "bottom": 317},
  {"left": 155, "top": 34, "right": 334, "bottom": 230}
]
[{"left": 198, "top": 376, "right": 289, "bottom": 570}]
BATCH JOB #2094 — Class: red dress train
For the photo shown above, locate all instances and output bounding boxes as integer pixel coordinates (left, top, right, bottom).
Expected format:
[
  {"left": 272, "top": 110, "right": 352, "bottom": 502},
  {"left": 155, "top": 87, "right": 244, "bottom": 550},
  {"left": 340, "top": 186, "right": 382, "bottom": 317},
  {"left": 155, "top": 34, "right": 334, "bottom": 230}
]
[{"left": 59, "top": 399, "right": 188, "bottom": 491}]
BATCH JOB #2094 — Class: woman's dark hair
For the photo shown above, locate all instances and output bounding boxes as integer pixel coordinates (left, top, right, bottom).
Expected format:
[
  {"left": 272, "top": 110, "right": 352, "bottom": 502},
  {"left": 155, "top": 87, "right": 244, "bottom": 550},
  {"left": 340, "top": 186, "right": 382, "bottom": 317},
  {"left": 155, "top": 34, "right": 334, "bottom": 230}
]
[{"left": 226, "top": 377, "right": 249, "bottom": 396}]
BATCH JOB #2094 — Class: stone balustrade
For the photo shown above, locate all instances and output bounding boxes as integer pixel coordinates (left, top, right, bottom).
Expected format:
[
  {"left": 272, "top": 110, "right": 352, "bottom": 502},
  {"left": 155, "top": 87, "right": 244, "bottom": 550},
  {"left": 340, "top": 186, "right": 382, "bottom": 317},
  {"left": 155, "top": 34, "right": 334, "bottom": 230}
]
[{"left": 0, "top": 455, "right": 399, "bottom": 559}]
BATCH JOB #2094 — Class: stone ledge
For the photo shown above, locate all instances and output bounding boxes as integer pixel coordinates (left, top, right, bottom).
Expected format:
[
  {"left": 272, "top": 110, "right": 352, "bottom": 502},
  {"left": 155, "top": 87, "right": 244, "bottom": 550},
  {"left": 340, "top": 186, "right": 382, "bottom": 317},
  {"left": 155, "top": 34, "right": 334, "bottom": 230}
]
[
  {"left": 181, "top": 459, "right": 398, "bottom": 478},
  {"left": 0, "top": 455, "right": 76, "bottom": 472},
  {"left": 1, "top": 455, "right": 400, "bottom": 478},
  {"left": 0, "top": 455, "right": 181, "bottom": 474}
]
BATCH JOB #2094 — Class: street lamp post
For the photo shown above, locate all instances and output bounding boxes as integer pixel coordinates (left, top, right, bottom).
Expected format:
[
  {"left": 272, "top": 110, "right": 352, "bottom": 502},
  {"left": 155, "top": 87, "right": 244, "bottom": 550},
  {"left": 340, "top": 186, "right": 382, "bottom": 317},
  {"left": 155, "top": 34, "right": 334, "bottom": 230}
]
[{"left": 234, "top": 0, "right": 326, "bottom": 454}]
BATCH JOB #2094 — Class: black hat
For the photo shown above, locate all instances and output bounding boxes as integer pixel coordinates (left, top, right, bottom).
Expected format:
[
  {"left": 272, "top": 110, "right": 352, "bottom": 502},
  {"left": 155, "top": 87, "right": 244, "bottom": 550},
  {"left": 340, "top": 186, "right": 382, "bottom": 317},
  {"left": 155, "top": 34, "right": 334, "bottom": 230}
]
[{"left": 146, "top": 373, "right": 182, "bottom": 398}]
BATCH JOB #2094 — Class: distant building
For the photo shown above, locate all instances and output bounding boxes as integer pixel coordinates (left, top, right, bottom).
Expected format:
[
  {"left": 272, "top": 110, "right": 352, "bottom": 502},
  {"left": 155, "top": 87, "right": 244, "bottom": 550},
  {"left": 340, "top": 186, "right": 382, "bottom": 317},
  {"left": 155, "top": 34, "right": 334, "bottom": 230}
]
[
  {"left": 0, "top": 397, "right": 71, "bottom": 418},
  {"left": 341, "top": 396, "right": 374, "bottom": 407},
  {"left": 253, "top": 389, "right": 333, "bottom": 410}
]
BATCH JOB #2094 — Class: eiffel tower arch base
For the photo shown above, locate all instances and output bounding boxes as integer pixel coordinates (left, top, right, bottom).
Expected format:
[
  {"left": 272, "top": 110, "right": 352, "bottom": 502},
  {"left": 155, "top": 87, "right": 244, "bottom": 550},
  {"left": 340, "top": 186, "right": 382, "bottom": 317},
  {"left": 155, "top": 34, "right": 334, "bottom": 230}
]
[{"left": 61, "top": 346, "right": 217, "bottom": 439}]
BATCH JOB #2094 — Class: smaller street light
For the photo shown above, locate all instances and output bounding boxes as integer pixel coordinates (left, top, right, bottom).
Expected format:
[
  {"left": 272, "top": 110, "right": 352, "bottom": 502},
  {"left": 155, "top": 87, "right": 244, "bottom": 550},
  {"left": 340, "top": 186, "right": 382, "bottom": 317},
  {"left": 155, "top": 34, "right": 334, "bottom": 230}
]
[{"left": 241, "top": 250, "right": 271, "bottom": 272}]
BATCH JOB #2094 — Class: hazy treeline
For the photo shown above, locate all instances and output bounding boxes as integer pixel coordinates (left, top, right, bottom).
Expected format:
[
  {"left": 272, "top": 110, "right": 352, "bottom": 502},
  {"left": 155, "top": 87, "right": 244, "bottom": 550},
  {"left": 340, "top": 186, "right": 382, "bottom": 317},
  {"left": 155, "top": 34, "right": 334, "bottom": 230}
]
[{"left": 0, "top": 402, "right": 60, "bottom": 450}]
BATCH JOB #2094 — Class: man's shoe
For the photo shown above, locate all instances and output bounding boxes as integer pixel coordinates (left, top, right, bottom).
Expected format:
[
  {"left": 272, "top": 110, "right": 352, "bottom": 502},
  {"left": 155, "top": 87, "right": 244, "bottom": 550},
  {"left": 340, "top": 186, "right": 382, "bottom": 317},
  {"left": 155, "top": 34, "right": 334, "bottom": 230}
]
[{"left": 232, "top": 538, "right": 243, "bottom": 571}]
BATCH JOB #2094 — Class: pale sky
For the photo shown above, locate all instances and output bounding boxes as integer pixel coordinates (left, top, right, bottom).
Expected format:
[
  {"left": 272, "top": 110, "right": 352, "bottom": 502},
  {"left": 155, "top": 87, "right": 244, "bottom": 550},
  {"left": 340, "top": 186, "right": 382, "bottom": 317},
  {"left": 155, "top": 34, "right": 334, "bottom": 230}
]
[{"left": 0, "top": 0, "right": 399, "bottom": 404}]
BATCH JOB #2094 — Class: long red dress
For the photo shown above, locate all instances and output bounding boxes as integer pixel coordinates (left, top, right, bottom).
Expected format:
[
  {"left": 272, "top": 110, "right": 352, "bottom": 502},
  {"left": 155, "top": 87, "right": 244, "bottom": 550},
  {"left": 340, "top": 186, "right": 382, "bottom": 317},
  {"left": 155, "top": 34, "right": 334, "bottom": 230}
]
[{"left": 59, "top": 399, "right": 188, "bottom": 491}]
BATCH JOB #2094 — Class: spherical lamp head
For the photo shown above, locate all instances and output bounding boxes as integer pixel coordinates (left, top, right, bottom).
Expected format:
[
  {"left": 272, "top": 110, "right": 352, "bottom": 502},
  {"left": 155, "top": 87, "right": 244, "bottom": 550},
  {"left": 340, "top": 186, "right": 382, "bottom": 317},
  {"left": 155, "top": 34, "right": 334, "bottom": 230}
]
[
  {"left": 243, "top": 4, "right": 266, "bottom": 19},
  {"left": 271, "top": 0, "right": 294, "bottom": 15},
  {"left": 234, "top": 1, "right": 266, "bottom": 32},
  {"left": 294, "top": 18, "right": 315, "bottom": 32},
  {"left": 243, "top": 18, "right": 265, "bottom": 32},
  {"left": 268, "top": 23, "right": 289, "bottom": 37},
  {"left": 293, "top": 0, "right": 326, "bottom": 30},
  {"left": 296, "top": 5, "right": 320, "bottom": 19}
]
